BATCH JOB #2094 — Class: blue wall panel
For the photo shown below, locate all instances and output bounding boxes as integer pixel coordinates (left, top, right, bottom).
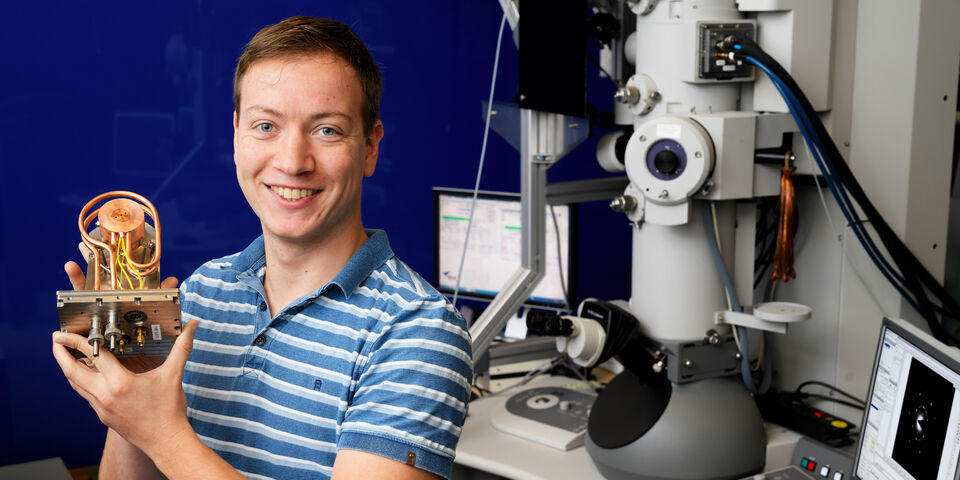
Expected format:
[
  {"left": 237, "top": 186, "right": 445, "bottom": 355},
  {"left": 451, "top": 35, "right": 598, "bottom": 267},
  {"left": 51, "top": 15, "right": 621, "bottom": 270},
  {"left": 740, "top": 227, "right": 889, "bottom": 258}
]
[{"left": 0, "top": 1, "right": 630, "bottom": 468}]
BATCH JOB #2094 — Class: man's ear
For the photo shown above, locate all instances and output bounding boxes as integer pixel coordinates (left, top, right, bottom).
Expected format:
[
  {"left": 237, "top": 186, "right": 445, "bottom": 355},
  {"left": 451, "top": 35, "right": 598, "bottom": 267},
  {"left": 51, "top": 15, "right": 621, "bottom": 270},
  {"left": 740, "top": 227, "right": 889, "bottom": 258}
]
[
  {"left": 363, "top": 120, "right": 384, "bottom": 177},
  {"left": 233, "top": 111, "right": 239, "bottom": 164}
]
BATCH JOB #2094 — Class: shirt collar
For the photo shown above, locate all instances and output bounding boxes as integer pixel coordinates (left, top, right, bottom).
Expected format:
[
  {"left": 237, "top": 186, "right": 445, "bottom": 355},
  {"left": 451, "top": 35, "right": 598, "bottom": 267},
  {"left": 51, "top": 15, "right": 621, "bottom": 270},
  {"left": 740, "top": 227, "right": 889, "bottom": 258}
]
[
  {"left": 232, "top": 230, "right": 393, "bottom": 299},
  {"left": 331, "top": 229, "right": 393, "bottom": 298}
]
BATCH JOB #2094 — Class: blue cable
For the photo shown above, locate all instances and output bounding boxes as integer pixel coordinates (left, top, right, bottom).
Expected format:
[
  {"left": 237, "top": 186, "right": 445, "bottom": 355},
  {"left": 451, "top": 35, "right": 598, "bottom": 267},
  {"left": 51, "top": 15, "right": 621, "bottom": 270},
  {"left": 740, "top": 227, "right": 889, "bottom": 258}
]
[
  {"left": 752, "top": 57, "right": 920, "bottom": 310},
  {"left": 746, "top": 57, "right": 904, "bottom": 281},
  {"left": 743, "top": 55, "right": 923, "bottom": 313}
]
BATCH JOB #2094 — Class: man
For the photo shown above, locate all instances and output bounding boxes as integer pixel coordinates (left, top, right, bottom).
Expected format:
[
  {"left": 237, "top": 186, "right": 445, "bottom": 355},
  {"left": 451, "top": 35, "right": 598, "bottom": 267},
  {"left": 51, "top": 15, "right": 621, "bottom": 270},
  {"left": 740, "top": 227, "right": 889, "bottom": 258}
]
[{"left": 53, "top": 16, "right": 472, "bottom": 479}]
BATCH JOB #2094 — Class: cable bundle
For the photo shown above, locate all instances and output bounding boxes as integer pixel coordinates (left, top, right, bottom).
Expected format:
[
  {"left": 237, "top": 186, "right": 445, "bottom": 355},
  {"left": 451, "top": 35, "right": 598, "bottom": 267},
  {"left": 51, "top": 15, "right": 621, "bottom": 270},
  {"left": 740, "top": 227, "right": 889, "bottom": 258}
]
[{"left": 730, "top": 37, "right": 960, "bottom": 345}]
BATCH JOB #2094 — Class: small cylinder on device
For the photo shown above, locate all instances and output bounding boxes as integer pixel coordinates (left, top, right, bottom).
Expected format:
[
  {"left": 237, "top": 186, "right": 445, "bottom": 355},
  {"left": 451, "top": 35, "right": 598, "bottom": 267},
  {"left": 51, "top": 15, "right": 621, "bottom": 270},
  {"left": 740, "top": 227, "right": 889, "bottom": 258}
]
[
  {"left": 97, "top": 198, "right": 146, "bottom": 249},
  {"left": 88, "top": 315, "right": 104, "bottom": 357},
  {"left": 105, "top": 310, "right": 120, "bottom": 351}
]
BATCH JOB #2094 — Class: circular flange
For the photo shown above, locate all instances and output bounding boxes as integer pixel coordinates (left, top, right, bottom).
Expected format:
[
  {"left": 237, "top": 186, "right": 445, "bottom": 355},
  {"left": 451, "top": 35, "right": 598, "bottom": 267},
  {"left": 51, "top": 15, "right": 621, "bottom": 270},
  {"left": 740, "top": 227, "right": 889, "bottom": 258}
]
[
  {"left": 624, "top": 116, "right": 715, "bottom": 206},
  {"left": 98, "top": 198, "right": 145, "bottom": 235},
  {"left": 623, "top": 74, "right": 659, "bottom": 116},
  {"left": 754, "top": 302, "right": 812, "bottom": 323},
  {"left": 526, "top": 394, "right": 560, "bottom": 410}
]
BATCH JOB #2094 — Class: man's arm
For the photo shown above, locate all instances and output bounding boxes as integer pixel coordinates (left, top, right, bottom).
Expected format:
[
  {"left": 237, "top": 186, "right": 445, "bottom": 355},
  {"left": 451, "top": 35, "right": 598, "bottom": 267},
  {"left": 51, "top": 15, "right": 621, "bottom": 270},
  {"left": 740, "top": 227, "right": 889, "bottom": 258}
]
[
  {"left": 64, "top": 260, "right": 185, "bottom": 478},
  {"left": 332, "top": 449, "right": 441, "bottom": 480},
  {"left": 100, "top": 429, "right": 164, "bottom": 479},
  {"left": 52, "top": 321, "right": 246, "bottom": 480}
]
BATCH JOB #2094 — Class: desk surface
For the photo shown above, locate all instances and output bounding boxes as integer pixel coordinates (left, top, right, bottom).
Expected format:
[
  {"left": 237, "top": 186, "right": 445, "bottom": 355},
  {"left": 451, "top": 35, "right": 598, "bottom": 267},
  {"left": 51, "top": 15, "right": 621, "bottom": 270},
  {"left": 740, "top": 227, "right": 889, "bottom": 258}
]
[
  {"left": 0, "top": 457, "right": 72, "bottom": 480},
  {"left": 456, "top": 377, "right": 604, "bottom": 480},
  {"left": 455, "top": 377, "right": 803, "bottom": 480}
]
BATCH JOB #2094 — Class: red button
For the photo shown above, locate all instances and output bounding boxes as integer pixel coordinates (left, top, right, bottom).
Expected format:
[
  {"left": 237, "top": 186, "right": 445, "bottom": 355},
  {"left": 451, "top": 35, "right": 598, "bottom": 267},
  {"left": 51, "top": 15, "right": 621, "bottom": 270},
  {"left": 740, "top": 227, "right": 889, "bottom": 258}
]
[
  {"left": 807, "top": 461, "right": 817, "bottom": 471},
  {"left": 814, "top": 411, "right": 824, "bottom": 418}
]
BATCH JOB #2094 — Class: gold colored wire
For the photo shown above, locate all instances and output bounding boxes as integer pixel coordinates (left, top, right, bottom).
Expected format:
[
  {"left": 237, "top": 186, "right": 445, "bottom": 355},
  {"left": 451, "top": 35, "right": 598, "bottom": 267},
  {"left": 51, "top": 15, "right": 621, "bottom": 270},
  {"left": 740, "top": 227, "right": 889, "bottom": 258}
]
[
  {"left": 115, "top": 236, "right": 125, "bottom": 290},
  {"left": 118, "top": 235, "right": 137, "bottom": 290}
]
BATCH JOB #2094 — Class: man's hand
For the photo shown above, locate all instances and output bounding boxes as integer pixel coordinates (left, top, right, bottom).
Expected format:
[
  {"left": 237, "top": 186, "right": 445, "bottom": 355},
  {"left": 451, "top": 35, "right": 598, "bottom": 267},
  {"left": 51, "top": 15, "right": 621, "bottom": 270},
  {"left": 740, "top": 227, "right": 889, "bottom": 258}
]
[
  {"left": 51, "top": 320, "right": 199, "bottom": 460},
  {"left": 64, "top": 244, "right": 178, "bottom": 373}
]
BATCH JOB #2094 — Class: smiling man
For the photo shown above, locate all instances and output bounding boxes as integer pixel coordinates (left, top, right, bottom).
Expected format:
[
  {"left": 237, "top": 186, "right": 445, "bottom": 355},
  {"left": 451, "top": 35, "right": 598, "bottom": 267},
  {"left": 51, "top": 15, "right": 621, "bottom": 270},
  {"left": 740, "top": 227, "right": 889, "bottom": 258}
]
[{"left": 53, "top": 16, "right": 472, "bottom": 480}]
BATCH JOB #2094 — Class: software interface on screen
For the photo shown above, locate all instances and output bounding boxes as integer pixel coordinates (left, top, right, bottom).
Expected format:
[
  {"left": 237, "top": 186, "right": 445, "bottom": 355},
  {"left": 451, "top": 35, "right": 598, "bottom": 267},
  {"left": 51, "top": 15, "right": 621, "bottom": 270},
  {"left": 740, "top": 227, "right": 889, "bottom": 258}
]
[
  {"left": 435, "top": 191, "right": 572, "bottom": 308},
  {"left": 855, "top": 324, "right": 960, "bottom": 480}
]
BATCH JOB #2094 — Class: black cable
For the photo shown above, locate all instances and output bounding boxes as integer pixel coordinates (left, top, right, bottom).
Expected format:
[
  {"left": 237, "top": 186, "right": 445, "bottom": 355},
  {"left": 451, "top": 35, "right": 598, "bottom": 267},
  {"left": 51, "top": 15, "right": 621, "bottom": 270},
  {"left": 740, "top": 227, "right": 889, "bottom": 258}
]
[
  {"left": 796, "top": 380, "right": 866, "bottom": 407},
  {"left": 798, "top": 393, "right": 865, "bottom": 410},
  {"left": 754, "top": 198, "right": 779, "bottom": 288},
  {"left": 734, "top": 37, "right": 960, "bottom": 346},
  {"left": 587, "top": 54, "right": 620, "bottom": 87}
]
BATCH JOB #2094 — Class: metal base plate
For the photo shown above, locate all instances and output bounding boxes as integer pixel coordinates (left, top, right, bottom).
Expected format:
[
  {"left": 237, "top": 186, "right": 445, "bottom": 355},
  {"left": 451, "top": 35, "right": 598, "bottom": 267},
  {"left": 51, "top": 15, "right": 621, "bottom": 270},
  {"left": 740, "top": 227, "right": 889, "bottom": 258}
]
[{"left": 56, "top": 288, "right": 181, "bottom": 357}]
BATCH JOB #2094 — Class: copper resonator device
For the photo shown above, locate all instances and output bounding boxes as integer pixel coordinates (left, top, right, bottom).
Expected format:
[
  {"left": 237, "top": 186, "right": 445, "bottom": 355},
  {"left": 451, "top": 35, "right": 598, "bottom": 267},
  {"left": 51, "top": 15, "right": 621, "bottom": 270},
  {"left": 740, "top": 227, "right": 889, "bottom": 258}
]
[{"left": 56, "top": 191, "right": 181, "bottom": 357}]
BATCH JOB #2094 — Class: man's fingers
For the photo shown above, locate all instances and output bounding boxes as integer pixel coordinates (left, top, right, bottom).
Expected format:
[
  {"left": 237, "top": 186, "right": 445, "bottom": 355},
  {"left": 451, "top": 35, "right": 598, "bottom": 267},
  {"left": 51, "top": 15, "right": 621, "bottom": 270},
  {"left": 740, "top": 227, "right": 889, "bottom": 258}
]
[
  {"left": 161, "top": 276, "right": 179, "bottom": 289},
  {"left": 52, "top": 336, "right": 101, "bottom": 388},
  {"left": 53, "top": 331, "right": 124, "bottom": 377},
  {"left": 53, "top": 330, "right": 94, "bottom": 358},
  {"left": 67, "top": 376, "right": 101, "bottom": 407},
  {"left": 65, "top": 261, "right": 87, "bottom": 291},
  {"left": 77, "top": 242, "right": 92, "bottom": 261},
  {"left": 164, "top": 320, "right": 198, "bottom": 374}
]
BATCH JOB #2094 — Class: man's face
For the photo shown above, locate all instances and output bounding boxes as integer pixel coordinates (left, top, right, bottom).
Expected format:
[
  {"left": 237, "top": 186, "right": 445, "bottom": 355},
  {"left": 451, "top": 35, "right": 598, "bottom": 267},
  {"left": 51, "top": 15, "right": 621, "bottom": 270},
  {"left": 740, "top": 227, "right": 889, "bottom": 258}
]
[{"left": 233, "top": 53, "right": 383, "bottom": 246}]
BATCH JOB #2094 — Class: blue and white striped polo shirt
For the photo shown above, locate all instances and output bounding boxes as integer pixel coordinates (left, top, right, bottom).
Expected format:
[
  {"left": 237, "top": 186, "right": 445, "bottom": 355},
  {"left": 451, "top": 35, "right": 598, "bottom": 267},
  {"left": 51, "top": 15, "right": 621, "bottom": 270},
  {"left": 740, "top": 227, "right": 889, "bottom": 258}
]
[{"left": 179, "top": 230, "right": 473, "bottom": 479}]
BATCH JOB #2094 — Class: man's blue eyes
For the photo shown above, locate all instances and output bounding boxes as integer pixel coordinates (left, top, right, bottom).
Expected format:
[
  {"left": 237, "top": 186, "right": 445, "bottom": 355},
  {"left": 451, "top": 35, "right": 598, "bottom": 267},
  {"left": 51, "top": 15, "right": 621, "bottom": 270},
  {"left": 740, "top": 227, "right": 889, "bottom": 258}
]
[{"left": 255, "top": 124, "right": 336, "bottom": 136}]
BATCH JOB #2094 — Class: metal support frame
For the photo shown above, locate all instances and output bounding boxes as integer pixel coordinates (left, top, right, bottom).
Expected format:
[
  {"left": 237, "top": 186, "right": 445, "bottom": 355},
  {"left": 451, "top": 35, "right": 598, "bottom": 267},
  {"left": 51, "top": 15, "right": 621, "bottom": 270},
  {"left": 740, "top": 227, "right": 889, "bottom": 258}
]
[
  {"left": 545, "top": 177, "right": 630, "bottom": 205},
  {"left": 470, "top": 109, "right": 590, "bottom": 364},
  {"left": 471, "top": 109, "right": 548, "bottom": 360}
]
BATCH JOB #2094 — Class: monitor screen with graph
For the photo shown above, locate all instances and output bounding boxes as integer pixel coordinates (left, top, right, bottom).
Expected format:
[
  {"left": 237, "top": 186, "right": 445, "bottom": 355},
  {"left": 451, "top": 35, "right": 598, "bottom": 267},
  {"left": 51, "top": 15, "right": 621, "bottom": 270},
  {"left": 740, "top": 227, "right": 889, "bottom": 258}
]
[
  {"left": 433, "top": 187, "right": 576, "bottom": 309},
  {"left": 853, "top": 317, "right": 960, "bottom": 480}
]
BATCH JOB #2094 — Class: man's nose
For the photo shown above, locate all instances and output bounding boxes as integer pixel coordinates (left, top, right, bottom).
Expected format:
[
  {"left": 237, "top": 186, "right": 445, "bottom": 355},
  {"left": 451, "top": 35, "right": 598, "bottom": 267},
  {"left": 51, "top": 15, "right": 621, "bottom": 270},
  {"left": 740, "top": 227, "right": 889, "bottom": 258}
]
[{"left": 274, "top": 130, "right": 314, "bottom": 175}]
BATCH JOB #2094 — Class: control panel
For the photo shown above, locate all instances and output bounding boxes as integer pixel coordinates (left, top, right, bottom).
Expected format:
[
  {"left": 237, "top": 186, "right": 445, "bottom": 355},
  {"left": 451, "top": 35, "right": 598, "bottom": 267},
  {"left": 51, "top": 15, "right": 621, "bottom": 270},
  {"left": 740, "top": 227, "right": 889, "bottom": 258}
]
[
  {"left": 697, "top": 21, "right": 756, "bottom": 81},
  {"left": 743, "top": 437, "right": 854, "bottom": 480},
  {"left": 490, "top": 385, "right": 597, "bottom": 451}
]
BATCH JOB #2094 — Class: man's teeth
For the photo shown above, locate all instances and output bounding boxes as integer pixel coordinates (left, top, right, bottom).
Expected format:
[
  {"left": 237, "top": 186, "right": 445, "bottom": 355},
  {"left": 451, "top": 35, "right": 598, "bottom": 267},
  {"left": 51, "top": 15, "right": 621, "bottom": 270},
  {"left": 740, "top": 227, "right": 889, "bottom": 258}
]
[{"left": 270, "top": 186, "right": 318, "bottom": 201}]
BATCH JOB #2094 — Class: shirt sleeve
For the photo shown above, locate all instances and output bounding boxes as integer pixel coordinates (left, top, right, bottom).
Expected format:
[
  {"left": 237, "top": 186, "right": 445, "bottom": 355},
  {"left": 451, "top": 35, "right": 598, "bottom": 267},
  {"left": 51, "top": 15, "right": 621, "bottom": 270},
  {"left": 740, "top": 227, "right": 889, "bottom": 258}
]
[{"left": 338, "top": 297, "right": 473, "bottom": 479}]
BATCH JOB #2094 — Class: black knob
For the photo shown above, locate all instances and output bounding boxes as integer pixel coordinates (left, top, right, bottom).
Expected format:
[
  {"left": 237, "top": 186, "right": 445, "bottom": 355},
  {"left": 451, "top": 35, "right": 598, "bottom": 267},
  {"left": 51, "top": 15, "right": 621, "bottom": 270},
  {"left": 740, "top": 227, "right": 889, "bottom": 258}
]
[
  {"left": 654, "top": 150, "right": 680, "bottom": 176},
  {"left": 123, "top": 310, "right": 147, "bottom": 325}
]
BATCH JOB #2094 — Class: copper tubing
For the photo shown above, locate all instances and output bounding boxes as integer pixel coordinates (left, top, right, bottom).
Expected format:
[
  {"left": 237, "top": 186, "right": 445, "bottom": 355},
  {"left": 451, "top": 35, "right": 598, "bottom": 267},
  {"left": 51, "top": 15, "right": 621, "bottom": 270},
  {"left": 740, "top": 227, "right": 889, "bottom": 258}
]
[
  {"left": 771, "top": 154, "right": 798, "bottom": 282},
  {"left": 79, "top": 208, "right": 115, "bottom": 290},
  {"left": 78, "top": 191, "right": 162, "bottom": 290},
  {"left": 116, "top": 192, "right": 161, "bottom": 277}
]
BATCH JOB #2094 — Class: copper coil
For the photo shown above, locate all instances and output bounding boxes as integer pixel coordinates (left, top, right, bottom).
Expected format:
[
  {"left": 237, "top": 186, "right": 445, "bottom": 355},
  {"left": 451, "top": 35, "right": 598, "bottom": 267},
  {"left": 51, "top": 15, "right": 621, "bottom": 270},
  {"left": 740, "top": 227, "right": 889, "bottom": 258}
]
[
  {"left": 98, "top": 198, "right": 146, "bottom": 248},
  {"left": 78, "top": 191, "right": 162, "bottom": 290},
  {"left": 771, "top": 154, "right": 798, "bottom": 283}
]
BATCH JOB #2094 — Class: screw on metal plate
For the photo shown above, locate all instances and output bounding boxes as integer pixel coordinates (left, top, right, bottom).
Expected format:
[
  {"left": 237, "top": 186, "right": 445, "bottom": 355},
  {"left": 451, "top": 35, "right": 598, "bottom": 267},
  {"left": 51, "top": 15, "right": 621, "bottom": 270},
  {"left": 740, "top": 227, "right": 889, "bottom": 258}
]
[
  {"left": 614, "top": 86, "right": 641, "bottom": 105},
  {"left": 700, "top": 180, "right": 714, "bottom": 195},
  {"left": 610, "top": 195, "right": 638, "bottom": 213}
]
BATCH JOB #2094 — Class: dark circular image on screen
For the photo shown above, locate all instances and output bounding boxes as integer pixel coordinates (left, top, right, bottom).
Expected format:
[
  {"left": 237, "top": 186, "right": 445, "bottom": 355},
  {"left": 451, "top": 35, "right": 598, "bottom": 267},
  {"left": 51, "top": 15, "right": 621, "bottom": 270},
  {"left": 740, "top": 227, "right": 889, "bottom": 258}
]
[{"left": 891, "top": 357, "right": 952, "bottom": 479}]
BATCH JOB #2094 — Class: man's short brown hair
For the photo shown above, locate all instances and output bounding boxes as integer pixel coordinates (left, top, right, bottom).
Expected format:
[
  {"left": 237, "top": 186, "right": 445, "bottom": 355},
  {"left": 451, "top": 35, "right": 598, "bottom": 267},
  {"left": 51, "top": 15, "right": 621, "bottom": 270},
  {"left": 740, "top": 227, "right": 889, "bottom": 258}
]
[{"left": 234, "top": 16, "right": 382, "bottom": 135}]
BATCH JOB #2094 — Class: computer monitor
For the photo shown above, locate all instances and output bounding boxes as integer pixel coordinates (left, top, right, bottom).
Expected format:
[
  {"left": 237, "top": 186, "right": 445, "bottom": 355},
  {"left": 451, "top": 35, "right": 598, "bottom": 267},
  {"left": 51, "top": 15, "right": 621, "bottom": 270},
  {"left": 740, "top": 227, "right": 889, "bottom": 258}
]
[
  {"left": 433, "top": 187, "right": 576, "bottom": 309},
  {"left": 853, "top": 317, "right": 960, "bottom": 480}
]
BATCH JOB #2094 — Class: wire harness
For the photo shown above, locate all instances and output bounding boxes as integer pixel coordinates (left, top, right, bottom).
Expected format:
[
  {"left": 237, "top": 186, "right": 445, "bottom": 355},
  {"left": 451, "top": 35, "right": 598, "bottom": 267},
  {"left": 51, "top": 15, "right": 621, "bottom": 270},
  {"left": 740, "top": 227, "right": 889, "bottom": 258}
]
[{"left": 727, "top": 37, "right": 960, "bottom": 345}]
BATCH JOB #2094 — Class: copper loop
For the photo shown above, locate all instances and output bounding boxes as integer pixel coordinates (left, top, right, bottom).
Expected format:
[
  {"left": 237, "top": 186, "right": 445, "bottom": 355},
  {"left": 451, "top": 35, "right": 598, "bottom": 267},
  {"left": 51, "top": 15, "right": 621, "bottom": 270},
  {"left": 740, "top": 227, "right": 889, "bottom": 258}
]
[{"left": 78, "top": 191, "right": 162, "bottom": 289}]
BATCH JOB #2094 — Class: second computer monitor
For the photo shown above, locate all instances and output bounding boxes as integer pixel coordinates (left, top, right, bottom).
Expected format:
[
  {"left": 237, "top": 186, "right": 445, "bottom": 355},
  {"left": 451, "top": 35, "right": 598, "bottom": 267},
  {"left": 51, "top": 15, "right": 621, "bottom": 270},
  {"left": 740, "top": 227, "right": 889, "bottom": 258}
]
[
  {"left": 853, "top": 317, "right": 960, "bottom": 480},
  {"left": 433, "top": 188, "right": 576, "bottom": 309}
]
